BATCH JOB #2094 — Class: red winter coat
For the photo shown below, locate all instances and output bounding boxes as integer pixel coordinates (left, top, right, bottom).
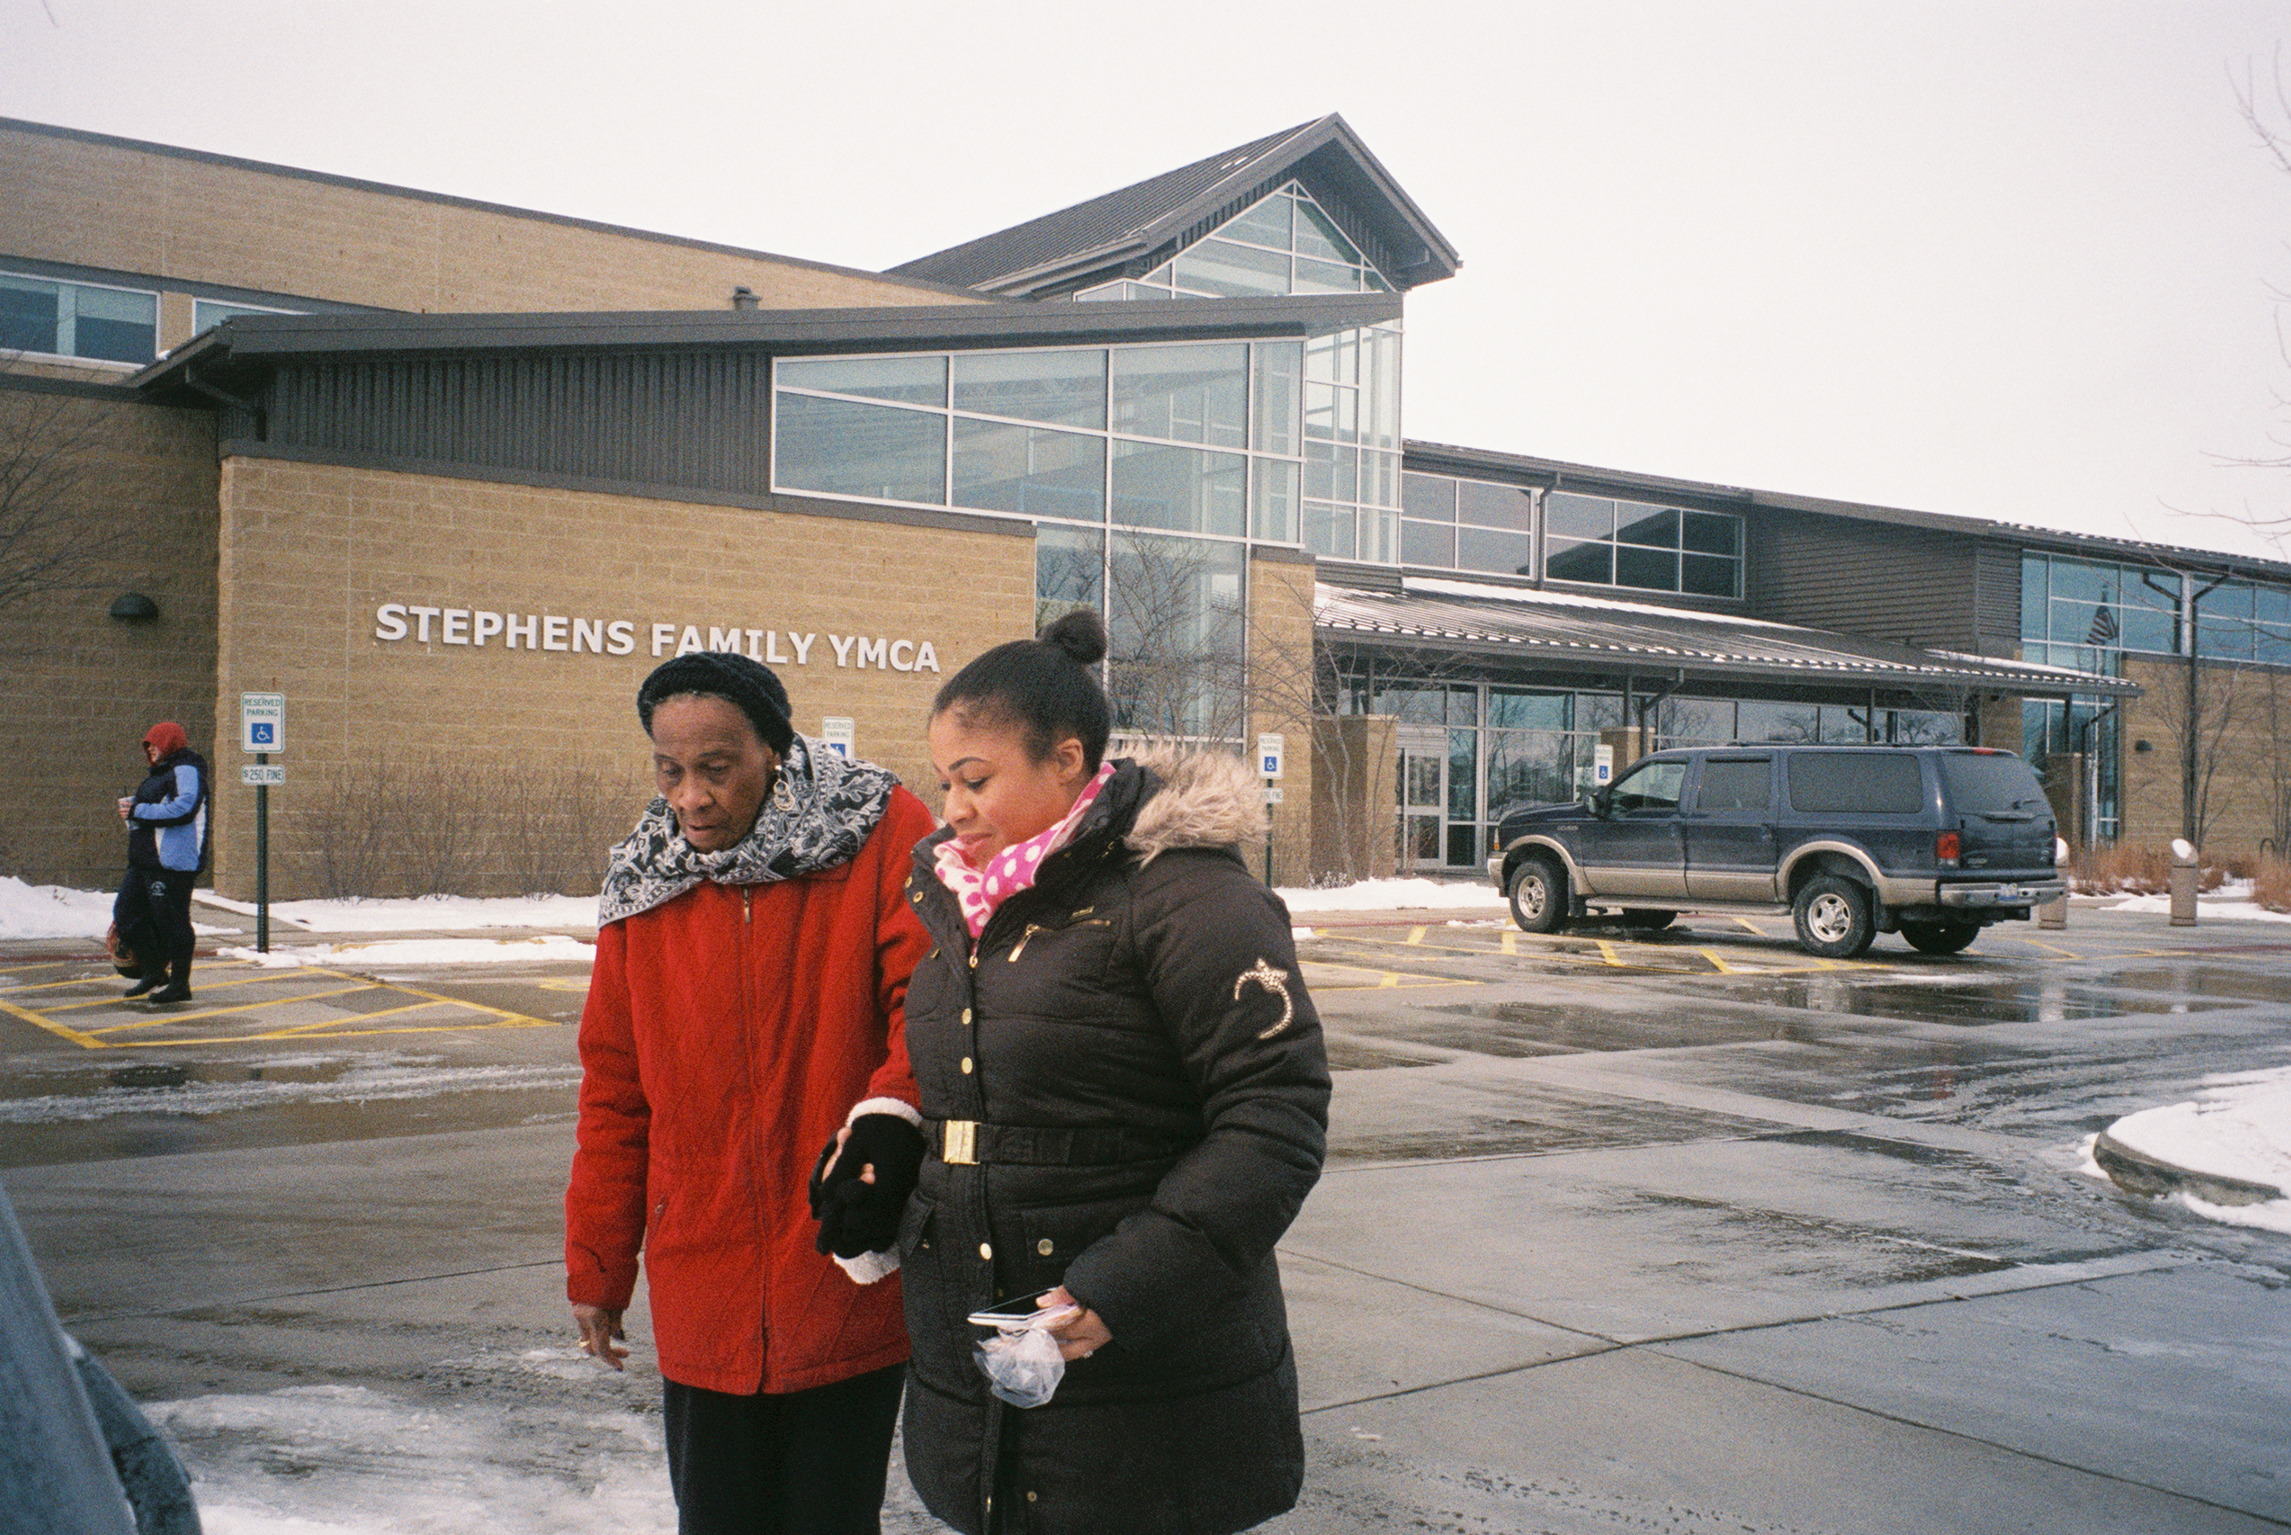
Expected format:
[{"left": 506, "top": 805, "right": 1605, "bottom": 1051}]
[{"left": 565, "top": 787, "right": 934, "bottom": 1395}]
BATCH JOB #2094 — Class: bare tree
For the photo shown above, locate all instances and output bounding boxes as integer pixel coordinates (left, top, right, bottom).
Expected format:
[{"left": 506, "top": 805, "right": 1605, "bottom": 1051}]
[
  {"left": 2212, "top": 51, "right": 2291, "bottom": 551},
  {"left": 0, "top": 363, "right": 130, "bottom": 613}
]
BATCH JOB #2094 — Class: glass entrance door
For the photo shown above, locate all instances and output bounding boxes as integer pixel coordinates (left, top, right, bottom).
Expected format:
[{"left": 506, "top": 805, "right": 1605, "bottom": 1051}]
[{"left": 1396, "top": 729, "right": 1446, "bottom": 872}]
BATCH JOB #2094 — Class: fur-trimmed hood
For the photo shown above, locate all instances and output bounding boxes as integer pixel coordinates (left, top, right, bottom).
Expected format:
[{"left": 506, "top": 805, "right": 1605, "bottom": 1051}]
[{"left": 1125, "top": 749, "right": 1266, "bottom": 863}]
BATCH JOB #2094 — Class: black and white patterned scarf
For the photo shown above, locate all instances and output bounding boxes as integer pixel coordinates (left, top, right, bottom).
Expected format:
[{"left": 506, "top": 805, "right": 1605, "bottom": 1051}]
[{"left": 597, "top": 736, "right": 900, "bottom": 926}]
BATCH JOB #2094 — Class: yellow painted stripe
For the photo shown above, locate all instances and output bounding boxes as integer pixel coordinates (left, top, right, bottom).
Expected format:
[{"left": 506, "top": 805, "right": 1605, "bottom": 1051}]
[
  {"left": 1733, "top": 916, "right": 1766, "bottom": 935},
  {"left": 1699, "top": 948, "right": 1739, "bottom": 975},
  {"left": 1404, "top": 926, "right": 1426, "bottom": 945},
  {"left": 0, "top": 994, "right": 107, "bottom": 1049},
  {"left": 132, "top": 1016, "right": 563, "bottom": 1047},
  {"left": 43, "top": 970, "right": 348, "bottom": 1012},
  {"left": 1499, "top": 931, "right": 1518, "bottom": 956},
  {"left": 1593, "top": 940, "right": 1625, "bottom": 968},
  {"left": 80, "top": 982, "right": 380, "bottom": 1034},
  {"left": 2019, "top": 938, "right": 2082, "bottom": 960}
]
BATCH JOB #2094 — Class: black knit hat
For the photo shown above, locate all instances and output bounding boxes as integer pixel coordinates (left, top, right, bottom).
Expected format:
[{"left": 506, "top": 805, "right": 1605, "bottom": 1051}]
[{"left": 636, "top": 651, "right": 795, "bottom": 755}]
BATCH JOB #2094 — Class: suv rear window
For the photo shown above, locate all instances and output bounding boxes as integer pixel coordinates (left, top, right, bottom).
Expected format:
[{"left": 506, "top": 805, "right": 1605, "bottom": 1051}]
[
  {"left": 1936, "top": 751, "right": 2046, "bottom": 812},
  {"left": 1787, "top": 752, "right": 1924, "bottom": 814}
]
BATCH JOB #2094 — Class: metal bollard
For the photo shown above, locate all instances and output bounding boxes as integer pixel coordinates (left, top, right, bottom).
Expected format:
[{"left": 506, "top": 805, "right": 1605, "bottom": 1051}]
[
  {"left": 2168, "top": 838, "right": 2199, "bottom": 927},
  {"left": 2038, "top": 837, "right": 2068, "bottom": 929}
]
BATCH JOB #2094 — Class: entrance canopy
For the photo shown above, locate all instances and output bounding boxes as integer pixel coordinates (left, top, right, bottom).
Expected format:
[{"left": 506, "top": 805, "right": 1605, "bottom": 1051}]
[{"left": 1316, "top": 576, "right": 2137, "bottom": 700}]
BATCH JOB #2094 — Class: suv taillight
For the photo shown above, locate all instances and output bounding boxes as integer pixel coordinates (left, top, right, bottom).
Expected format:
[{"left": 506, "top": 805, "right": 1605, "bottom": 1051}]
[{"left": 1936, "top": 830, "right": 1960, "bottom": 865}]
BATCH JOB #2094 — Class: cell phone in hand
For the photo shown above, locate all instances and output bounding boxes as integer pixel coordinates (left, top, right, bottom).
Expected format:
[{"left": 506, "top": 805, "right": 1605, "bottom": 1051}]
[{"left": 967, "top": 1292, "right": 1082, "bottom": 1330}]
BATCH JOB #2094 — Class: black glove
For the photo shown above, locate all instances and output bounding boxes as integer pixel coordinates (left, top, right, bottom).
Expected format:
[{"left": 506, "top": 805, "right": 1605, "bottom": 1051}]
[{"left": 811, "top": 1113, "right": 926, "bottom": 1259}]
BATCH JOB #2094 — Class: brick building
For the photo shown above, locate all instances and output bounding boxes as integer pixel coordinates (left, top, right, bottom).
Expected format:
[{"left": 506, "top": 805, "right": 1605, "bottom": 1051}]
[{"left": 3, "top": 114, "right": 2286, "bottom": 899}]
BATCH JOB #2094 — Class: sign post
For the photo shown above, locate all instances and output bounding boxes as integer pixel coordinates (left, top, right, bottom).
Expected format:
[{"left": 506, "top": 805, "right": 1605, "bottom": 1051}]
[
  {"left": 1256, "top": 734, "right": 1285, "bottom": 887},
  {"left": 239, "top": 693, "right": 285, "bottom": 953}
]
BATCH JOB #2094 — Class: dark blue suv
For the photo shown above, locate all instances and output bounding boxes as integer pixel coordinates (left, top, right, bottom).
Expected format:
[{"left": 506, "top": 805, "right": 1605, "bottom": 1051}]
[{"left": 1487, "top": 745, "right": 2062, "bottom": 958}]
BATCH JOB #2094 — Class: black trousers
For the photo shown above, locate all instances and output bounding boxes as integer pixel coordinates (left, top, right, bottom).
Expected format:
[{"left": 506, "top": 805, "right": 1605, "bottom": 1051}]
[
  {"left": 113, "top": 867, "right": 196, "bottom": 981},
  {"left": 663, "top": 1364, "right": 905, "bottom": 1535}
]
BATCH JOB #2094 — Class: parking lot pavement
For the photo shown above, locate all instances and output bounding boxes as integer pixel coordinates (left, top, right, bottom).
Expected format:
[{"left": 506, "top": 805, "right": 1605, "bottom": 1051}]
[{"left": 1, "top": 905, "right": 2286, "bottom": 1532}]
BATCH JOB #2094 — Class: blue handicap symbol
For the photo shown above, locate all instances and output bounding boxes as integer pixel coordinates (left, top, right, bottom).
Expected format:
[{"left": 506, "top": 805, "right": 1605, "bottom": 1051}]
[{"left": 251, "top": 722, "right": 275, "bottom": 744}]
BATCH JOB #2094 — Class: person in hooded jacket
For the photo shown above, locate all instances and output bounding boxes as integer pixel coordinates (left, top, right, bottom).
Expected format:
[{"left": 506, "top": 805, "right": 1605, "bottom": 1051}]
[
  {"left": 827, "top": 609, "right": 1329, "bottom": 1535},
  {"left": 114, "top": 721, "right": 209, "bottom": 1003},
  {"left": 564, "top": 652, "right": 936, "bottom": 1535}
]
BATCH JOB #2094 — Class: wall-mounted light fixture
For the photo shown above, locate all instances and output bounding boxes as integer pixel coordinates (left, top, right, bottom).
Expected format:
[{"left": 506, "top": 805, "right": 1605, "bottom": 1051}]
[
  {"left": 108, "top": 592, "right": 159, "bottom": 621},
  {"left": 2133, "top": 738, "right": 2152, "bottom": 754},
  {"left": 731, "top": 286, "right": 759, "bottom": 310}
]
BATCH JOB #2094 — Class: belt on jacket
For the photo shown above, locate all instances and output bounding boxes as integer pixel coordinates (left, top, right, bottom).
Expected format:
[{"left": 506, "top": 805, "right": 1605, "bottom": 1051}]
[{"left": 929, "top": 1118, "right": 1188, "bottom": 1167}]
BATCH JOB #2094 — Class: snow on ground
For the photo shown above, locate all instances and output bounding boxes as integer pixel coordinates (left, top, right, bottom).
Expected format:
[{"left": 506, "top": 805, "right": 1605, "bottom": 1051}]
[
  {"left": 0, "top": 876, "right": 230, "bottom": 940},
  {"left": 195, "top": 892, "right": 599, "bottom": 933},
  {"left": 0, "top": 1061, "right": 580, "bottom": 1125},
  {"left": 2084, "top": 879, "right": 2291, "bottom": 923},
  {"left": 1276, "top": 877, "right": 1506, "bottom": 912},
  {"left": 220, "top": 936, "right": 596, "bottom": 969},
  {"left": 2101, "top": 1066, "right": 2291, "bottom": 1235}
]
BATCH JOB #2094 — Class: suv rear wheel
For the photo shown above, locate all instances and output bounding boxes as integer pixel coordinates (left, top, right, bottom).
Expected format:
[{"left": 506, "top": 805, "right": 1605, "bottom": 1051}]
[
  {"left": 1508, "top": 857, "right": 1568, "bottom": 934},
  {"left": 1901, "top": 919, "right": 1980, "bottom": 955},
  {"left": 1792, "top": 874, "right": 1875, "bottom": 958}
]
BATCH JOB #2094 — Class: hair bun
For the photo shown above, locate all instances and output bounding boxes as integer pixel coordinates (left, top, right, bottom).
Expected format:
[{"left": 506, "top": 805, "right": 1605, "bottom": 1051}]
[{"left": 1040, "top": 607, "right": 1109, "bottom": 666}]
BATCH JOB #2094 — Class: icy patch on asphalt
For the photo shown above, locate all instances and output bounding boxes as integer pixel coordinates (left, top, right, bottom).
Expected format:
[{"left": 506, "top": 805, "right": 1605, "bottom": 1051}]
[
  {"left": 221, "top": 936, "right": 596, "bottom": 968},
  {"left": 153, "top": 1385, "right": 673, "bottom": 1535},
  {"left": 1279, "top": 877, "right": 1506, "bottom": 912},
  {"left": 2103, "top": 1066, "right": 2291, "bottom": 1233},
  {"left": 0, "top": 1063, "right": 581, "bottom": 1124},
  {"left": 196, "top": 891, "right": 600, "bottom": 933}
]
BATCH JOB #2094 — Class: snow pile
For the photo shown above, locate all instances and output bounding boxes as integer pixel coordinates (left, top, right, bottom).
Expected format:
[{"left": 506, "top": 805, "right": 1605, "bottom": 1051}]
[
  {"left": 1277, "top": 877, "right": 1505, "bottom": 913},
  {"left": 0, "top": 875, "right": 117, "bottom": 939},
  {"left": 2085, "top": 879, "right": 2291, "bottom": 924},
  {"left": 2102, "top": 1066, "right": 2291, "bottom": 1234},
  {"left": 197, "top": 891, "right": 599, "bottom": 933},
  {"left": 221, "top": 936, "right": 596, "bottom": 969}
]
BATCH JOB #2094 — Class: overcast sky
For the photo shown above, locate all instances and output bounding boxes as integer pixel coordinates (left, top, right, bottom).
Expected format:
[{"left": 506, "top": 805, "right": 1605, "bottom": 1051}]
[{"left": 6, "top": 0, "right": 2288, "bottom": 562}]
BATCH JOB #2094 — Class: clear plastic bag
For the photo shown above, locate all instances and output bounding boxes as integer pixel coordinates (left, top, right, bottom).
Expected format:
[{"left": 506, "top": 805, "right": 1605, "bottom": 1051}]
[{"left": 973, "top": 1316, "right": 1068, "bottom": 1408}]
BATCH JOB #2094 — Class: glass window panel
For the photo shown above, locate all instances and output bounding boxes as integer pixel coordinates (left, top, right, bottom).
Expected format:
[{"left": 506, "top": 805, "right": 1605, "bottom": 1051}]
[
  {"left": 1818, "top": 706, "right": 1872, "bottom": 744},
  {"left": 1121, "top": 283, "right": 1173, "bottom": 300},
  {"left": 1251, "top": 457, "right": 1298, "bottom": 543},
  {"left": 1362, "top": 449, "right": 1400, "bottom": 510},
  {"left": 1890, "top": 709, "right": 1961, "bottom": 745},
  {"left": 65, "top": 283, "right": 156, "bottom": 364},
  {"left": 1456, "top": 526, "right": 1537, "bottom": 578},
  {"left": 1035, "top": 523, "right": 1104, "bottom": 632},
  {"left": 1737, "top": 700, "right": 1821, "bottom": 743},
  {"left": 1544, "top": 491, "right": 1614, "bottom": 539},
  {"left": 0, "top": 275, "right": 61, "bottom": 355},
  {"left": 1295, "top": 198, "right": 1365, "bottom": 266},
  {"left": 951, "top": 419, "right": 1105, "bottom": 520},
  {"left": 1489, "top": 689, "right": 1569, "bottom": 730},
  {"left": 775, "top": 392, "right": 946, "bottom": 505},
  {"left": 1446, "top": 688, "right": 1483, "bottom": 727},
  {"left": 2021, "top": 556, "right": 2048, "bottom": 639},
  {"left": 1372, "top": 684, "right": 1443, "bottom": 724},
  {"left": 1364, "top": 268, "right": 1393, "bottom": 292},
  {"left": 1402, "top": 518, "right": 1455, "bottom": 567},
  {"left": 1447, "top": 727, "right": 1478, "bottom": 821},
  {"left": 1073, "top": 282, "right": 1123, "bottom": 302},
  {"left": 778, "top": 354, "right": 946, "bottom": 407},
  {"left": 1544, "top": 537, "right": 1613, "bottom": 584},
  {"left": 951, "top": 349, "right": 1106, "bottom": 429},
  {"left": 1456, "top": 479, "right": 1533, "bottom": 530},
  {"left": 1304, "top": 329, "right": 1358, "bottom": 385},
  {"left": 1486, "top": 729, "right": 1574, "bottom": 811},
  {"left": 1575, "top": 693, "right": 1623, "bottom": 732},
  {"left": 1302, "top": 439, "right": 1357, "bottom": 502},
  {"left": 2255, "top": 625, "right": 2291, "bottom": 665},
  {"left": 1304, "top": 500, "right": 1356, "bottom": 560},
  {"left": 1110, "top": 343, "right": 1246, "bottom": 447},
  {"left": 1251, "top": 340, "right": 1302, "bottom": 455},
  {"left": 1144, "top": 261, "right": 1174, "bottom": 283},
  {"left": 2050, "top": 559, "right": 2117, "bottom": 614},
  {"left": 1219, "top": 190, "right": 1295, "bottom": 250},
  {"left": 1681, "top": 554, "right": 1738, "bottom": 597},
  {"left": 1656, "top": 697, "right": 1736, "bottom": 744},
  {"left": 2117, "top": 599, "right": 2175, "bottom": 654},
  {"left": 1106, "top": 533, "right": 1247, "bottom": 739},
  {"left": 2253, "top": 584, "right": 2291, "bottom": 629},
  {"left": 1402, "top": 472, "right": 1457, "bottom": 521},
  {"left": 1292, "top": 257, "right": 1361, "bottom": 295},
  {"left": 1615, "top": 503, "right": 1681, "bottom": 547},
  {"left": 1368, "top": 327, "right": 1402, "bottom": 450},
  {"left": 1681, "top": 511, "right": 1740, "bottom": 556},
  {"left": 1109, "top": 440, "right": 1245, "bottom": 536},
  {"left": 1358, "top": 503, "right": 1398, "bottom": 564},
  {"left": 1172, "top": 238, "right": 1291, "bottom": 298},
  {"left": 193, "top": 299, "right": 293, "bottom": 333},
  {"left": 1303, "top": 381, "right": 1358, "bottom": 442},
  {"left": 1615, "top": 545, "right": 1679, "bottom": 590}
]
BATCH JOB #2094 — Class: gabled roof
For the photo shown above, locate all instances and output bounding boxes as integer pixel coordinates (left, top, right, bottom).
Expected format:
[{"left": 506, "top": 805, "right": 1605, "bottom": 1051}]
[
  {"left": 889, "top": 114, "right": 1461, "bottom": 297},
  {"left": 1317, "top": 577, "right": 2139, "bottom": 699}
]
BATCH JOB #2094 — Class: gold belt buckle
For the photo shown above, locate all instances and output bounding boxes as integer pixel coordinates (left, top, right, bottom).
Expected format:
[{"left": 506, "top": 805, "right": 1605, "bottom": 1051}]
[{"left": 943, "top": 1119, "right": 979, "bottom": 1166}]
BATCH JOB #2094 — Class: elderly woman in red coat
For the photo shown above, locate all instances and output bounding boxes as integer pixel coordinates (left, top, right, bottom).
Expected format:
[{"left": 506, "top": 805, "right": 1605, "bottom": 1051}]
[{"left": 565, "top": 651, "right": 934, "bottom": 1535}]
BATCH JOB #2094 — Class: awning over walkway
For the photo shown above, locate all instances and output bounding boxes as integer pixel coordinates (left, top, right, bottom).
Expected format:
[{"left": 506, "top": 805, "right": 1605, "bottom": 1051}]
[{"left": 1315, "top": 577, "right": 2138, "bottom": 699}]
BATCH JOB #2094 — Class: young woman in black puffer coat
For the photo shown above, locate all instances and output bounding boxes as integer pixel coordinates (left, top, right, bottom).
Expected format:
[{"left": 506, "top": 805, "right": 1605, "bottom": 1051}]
[{"left": 841, "top": 609, "right": 1330, "bottom": 1535}]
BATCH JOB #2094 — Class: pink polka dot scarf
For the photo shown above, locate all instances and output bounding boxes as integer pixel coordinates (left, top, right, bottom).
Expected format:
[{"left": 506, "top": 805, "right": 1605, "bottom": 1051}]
[{"left": 932, "top": 763, "right": 1117, "bottom": 940}]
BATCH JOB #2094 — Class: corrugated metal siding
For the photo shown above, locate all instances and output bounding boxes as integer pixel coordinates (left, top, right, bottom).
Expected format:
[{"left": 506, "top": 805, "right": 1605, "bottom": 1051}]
[
  {"left": 1973, "top": 540, "right": 2022, "bottom": 651},
  {"left": 1748, "top": 508, "right": 1978, "bottom": 648},
  {"left": 264, "top": 351, "right": 767, "bottom": 493}
]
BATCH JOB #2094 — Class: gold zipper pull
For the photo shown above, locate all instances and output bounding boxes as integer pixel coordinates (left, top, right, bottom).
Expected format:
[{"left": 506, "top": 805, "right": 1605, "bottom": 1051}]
[
  {"left": 1008, "top": 923, "right": 1046, "bottom": 961},
  {"left": 743, "top": 888, "right": 752, "bottom": 924}
]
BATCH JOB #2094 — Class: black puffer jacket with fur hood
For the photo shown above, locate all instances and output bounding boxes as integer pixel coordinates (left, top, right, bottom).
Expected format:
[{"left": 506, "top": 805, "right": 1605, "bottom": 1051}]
[{"left": 897, "top": 752, "right": 1331, "bottom": 1535}]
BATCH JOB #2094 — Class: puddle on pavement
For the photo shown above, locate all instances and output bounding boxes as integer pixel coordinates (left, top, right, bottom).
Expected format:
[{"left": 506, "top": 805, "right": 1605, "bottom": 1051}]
[
  {"left": 1692, "top": 977, "right": 2233, "bottom": 1026},
  {"left": 1330, "top": 1080, "right": 1774, "bottom": 1163},
  {"left": 1407, "top": 1001, "right": 1817, "bottom": 1055},
  {"left": 1619, "top": 1190, "right": 2016, "bottom": 1285},
  {"left": 2102, "top": 966, "right": 2291, "bottom": 1006},
  {"left": 1324, "top": 1038, "right": 1443, "bottom": 1071}
]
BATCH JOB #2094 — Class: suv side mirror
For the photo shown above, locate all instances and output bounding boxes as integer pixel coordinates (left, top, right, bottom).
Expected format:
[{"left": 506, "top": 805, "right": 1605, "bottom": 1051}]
[{"left": 1584, "top": 787, "right": 1611, "bottom": 817}]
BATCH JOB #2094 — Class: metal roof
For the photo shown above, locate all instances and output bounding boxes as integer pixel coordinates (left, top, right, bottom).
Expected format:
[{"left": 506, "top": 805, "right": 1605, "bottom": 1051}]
[
  {"left": 887, "top": 114, "right": 1461, "bottom": 296},
  {"left": 132, "top": 293, "right": 1401, "bottom": 399},
  {"left": 1316, "top": 577, "right": 2140, "bottom": 699}
]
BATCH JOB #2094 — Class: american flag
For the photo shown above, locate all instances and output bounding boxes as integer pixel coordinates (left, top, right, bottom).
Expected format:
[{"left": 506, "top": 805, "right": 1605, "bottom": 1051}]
[{"left": 2086, "top": 599, "right": 2119, "bottom": 647}]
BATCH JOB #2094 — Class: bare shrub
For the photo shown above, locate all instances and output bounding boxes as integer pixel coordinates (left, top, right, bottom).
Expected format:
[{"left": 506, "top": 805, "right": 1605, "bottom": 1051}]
[
  {"left": 2255, "top": 856, "right": 2291, "bottom": 913},
  {"left": 2069, "top": 845, "right": 2230, "bottom": 894},
  {"left": 312, "top": 753, "right": 643, "bottom": 899}
]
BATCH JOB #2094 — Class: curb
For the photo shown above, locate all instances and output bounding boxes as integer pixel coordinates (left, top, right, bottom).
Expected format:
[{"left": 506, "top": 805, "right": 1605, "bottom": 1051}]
[{"left": 2093, "top": 1130, "right": 2285, "bottom": 1207}]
